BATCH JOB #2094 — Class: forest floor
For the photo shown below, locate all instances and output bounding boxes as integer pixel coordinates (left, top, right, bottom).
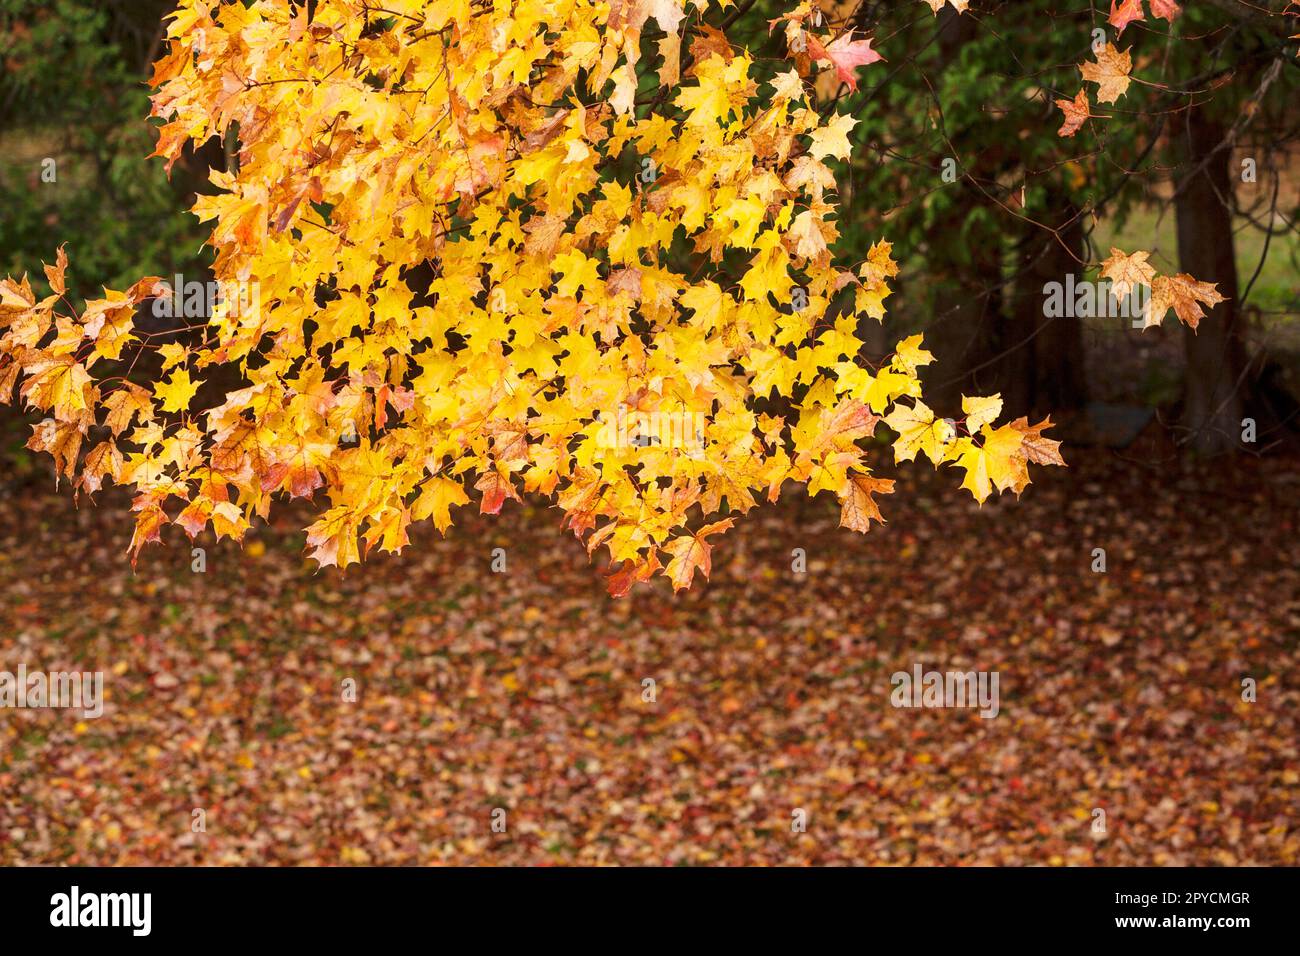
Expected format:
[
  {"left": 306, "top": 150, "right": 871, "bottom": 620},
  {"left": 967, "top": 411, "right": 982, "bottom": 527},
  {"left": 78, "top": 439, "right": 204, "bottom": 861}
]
[{"left": 1, "top": 436, "right": 1298, "bottom": 865}]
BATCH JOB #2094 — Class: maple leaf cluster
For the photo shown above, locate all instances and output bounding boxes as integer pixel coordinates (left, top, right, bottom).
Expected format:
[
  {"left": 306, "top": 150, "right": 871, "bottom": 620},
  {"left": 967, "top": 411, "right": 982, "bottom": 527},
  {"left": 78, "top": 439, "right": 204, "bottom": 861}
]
[
  {"left": 1, "top": 0, "right": 1071, "bottom": 594},
  {"left": 1099, "top": 248, "right": 1225, "bottom": 330},
  {"left": 1045, "top": 4, "right": 1228, "bottom": 334},
  {"left": 1055, "top": 2, "right": 1182, "bottom": 137},
  {"left": 1107, "top": 0, "right": 1182, "bottom": 36}
]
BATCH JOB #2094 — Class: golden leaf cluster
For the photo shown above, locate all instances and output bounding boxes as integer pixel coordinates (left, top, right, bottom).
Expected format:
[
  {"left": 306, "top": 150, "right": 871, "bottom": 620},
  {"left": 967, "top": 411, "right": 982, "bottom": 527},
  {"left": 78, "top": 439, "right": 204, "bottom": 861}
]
[{"left": 2, "top": 0, "right": 1069, "bottom": 593}]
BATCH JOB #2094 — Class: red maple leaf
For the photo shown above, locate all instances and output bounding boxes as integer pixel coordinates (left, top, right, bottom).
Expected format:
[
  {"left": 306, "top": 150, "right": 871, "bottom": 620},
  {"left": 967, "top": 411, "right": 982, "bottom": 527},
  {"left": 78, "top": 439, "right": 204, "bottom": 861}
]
[{"left": 807, "top": 32, "right": 884, "bottom": 92}]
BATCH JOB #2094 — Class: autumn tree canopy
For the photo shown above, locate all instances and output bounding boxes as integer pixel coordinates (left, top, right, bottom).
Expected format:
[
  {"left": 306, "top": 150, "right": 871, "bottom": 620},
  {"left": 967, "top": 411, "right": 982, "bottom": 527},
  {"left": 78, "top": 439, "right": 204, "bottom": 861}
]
[{"left": 3, "top": 0, "right": 1232, "bottom": 594}]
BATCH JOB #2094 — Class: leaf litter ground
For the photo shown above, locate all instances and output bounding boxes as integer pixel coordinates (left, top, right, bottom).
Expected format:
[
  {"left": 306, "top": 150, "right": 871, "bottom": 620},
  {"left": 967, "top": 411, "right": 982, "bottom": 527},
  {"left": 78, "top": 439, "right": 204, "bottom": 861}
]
[{"left": 1, "top": 447, "right": 1296, "bottom": 864}]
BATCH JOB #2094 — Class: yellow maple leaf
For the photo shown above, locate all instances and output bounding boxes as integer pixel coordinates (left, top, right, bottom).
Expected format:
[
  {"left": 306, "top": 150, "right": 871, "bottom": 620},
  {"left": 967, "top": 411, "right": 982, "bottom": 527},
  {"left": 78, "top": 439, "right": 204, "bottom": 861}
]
[
  {"left": 412, "top": 476, "right": 471, "bottom": 534},
  {"left": 808, "top": 113, "right": 858, "bottom": 162},
  {"left": 1080, "top": 44, "right": 1132, "bottom": 105},
  {"left": 884, "top": 399, "right": 954, "bottom": 466},
  {"left": 962, "top": 393, "right": 1003, "bottom": 434},
  {"left": 891, "top": 334, "right": 935, "bottom": 375},
  {"left": 19, "top": 356, "right": 91, "bottom": 417},
  {"left": 156, "top": 368, "right": 199, "bottom": 414},
  {"left": 951, "top": 424, "right": 1027, "bottom": 504},
  {"left": 1100, "top": 248, "right": 1156, "bottom": 302}
]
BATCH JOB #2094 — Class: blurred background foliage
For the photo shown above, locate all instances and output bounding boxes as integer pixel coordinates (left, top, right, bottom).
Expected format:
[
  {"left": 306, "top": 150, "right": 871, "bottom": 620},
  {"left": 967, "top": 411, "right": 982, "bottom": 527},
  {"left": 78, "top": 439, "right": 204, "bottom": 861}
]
[
  {"left": 736, "top": 1, "right": 1299, "bottom": 450},
  {"left": 0, "top": 0, "right": 209, "bottom": 296}
]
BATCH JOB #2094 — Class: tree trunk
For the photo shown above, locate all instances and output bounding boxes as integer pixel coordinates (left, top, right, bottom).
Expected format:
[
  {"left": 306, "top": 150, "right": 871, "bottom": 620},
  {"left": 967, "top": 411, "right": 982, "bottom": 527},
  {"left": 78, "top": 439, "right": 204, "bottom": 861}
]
[
  {"left": 926, "top": 240, "right": 1004, "bottom": 414},
  {"left": 1172, "top": 104, "right": 1247, "bottom": 455},
  {"left": 922, "top": 7, "right": 1003, "bottom": 415},
  {"left": 1005, "top": 198, "right": 1087, "bottom": 418}
]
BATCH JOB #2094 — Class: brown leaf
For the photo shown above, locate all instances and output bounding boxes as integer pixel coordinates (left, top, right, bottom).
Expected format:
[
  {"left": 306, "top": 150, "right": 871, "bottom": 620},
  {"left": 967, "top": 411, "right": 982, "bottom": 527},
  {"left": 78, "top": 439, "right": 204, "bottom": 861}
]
[{"left": 838, "top": 471, "right": 895, "bottom": 533}]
